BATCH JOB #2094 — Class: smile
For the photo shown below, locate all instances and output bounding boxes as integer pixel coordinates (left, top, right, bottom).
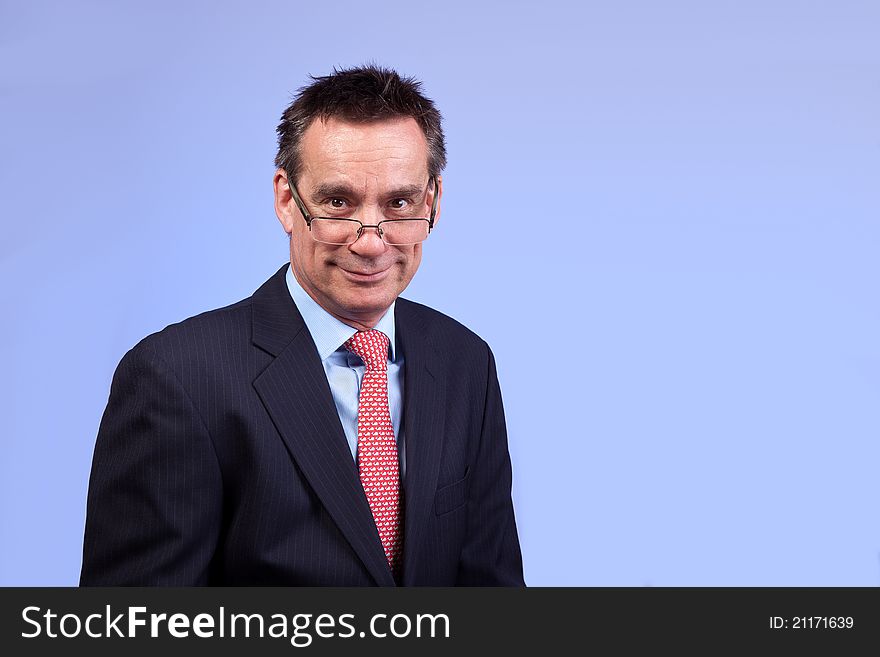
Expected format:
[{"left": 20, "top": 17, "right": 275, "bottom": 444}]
[{"left": 338, "top": 265, "right": 392, "bottom": 283}]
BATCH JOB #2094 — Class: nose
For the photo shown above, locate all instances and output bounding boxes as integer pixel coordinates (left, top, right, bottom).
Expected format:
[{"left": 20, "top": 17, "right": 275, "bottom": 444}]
[{"left": 348, "top": 223, "right": 387, "bottom": 257}]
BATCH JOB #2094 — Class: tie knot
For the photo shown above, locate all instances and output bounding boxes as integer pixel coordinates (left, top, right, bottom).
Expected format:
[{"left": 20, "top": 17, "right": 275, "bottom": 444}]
[{"left": 344, "top": 330, "right": 390, "bottom": 371}]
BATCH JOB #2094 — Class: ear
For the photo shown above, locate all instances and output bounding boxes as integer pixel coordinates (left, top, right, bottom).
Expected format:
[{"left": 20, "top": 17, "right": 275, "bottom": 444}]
[
  {"left": 273, "top": 168, "right": 296, "bottom": 235},
  {"left": 429, "top": 175, "right": 443, "bottom": 229}
]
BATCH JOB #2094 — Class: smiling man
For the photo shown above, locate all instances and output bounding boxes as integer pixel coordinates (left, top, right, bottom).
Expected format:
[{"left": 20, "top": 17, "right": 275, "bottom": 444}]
[{"left": 80, "top": 65, "right": 524, "bottom": 586}]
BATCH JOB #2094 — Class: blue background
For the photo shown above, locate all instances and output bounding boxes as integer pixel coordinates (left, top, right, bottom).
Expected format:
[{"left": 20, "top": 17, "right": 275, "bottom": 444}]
[{"left": 1, "top": 1, "right": 878, "bottom": 585}]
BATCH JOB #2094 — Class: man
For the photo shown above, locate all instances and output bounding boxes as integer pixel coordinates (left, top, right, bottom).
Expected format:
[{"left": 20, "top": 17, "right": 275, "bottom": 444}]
[{"left": 80, "top": 65, "right": 524, "bottom": 586}]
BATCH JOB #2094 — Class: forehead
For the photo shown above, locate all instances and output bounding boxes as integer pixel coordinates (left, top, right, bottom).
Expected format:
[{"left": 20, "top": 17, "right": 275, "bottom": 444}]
[{"left": 298, "top": 116, "right": 429, "bottom": 184}]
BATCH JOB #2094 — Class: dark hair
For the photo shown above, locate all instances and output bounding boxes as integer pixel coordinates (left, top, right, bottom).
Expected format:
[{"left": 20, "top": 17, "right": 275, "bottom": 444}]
[{"left": 275, "top": 65, "right": 446, "bottom": 184}]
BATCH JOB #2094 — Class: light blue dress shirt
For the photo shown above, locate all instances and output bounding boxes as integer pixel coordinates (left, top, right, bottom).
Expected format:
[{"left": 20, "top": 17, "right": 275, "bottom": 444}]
[{"left": 285, "top": 265, "right": 406, "bottom": 479}]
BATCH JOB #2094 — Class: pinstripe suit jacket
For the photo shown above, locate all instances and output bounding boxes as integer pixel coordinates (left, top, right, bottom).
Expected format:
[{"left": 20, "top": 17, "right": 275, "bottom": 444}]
[{"left": 80, "top": 263, "right": 524, "bottom": 586}]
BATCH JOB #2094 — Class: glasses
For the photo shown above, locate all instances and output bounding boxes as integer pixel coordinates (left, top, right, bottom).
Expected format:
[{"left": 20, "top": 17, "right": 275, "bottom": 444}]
[{"left": 288, "top": 175, "right": 439, "bottom": 245}]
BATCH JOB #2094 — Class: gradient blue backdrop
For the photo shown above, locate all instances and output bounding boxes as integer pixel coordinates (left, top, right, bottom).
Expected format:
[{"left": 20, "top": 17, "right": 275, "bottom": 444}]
[{"left": 1, "top": 1, "right": 878, "bottom": 585}]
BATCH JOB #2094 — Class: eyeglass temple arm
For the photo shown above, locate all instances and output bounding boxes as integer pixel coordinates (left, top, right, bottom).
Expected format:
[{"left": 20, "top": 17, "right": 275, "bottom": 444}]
[
  {"left": 428, "top": 174, "right": 439, "bottom": 230},
  {"left": 286, "top": 173, "right": 313, "bottom": 227}
]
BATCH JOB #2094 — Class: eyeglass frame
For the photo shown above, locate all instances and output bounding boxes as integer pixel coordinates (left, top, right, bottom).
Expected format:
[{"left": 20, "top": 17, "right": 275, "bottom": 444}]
[{"left": 286, "top": 172, "right": 440, "bottom": 245}]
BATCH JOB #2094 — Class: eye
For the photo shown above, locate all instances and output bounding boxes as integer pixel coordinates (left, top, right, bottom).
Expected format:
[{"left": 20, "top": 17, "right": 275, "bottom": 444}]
[
  {"left": 389, "top": 198, "right": 410, "bottom": 210},
  {"left": 329, "top": 198, "right": 346, "bottom": 208}
]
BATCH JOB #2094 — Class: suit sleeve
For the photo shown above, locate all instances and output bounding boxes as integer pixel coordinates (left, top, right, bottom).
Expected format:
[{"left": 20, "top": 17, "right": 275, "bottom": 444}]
[
  {"left": 457, "top": 344, "right": 526, "bottom": 586},
  {"left": 80, "top": 342, "right": 222, "bottom": 585}
]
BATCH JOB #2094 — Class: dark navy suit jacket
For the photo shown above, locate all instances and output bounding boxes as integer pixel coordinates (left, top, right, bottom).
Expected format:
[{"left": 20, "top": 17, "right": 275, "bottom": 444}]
[{"left": 80, "top": 263, "right": 524, "bottom": 586}]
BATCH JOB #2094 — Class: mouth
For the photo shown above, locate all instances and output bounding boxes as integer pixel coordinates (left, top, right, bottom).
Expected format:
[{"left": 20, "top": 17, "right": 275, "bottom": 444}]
[{"left": 338, "top": 264, "right": 392, "bottom": 283}]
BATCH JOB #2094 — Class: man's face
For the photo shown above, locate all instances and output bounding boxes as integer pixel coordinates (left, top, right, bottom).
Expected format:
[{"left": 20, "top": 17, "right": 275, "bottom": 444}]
[{"left": 274, "top": 116, "right": 441, "bottom": 330}]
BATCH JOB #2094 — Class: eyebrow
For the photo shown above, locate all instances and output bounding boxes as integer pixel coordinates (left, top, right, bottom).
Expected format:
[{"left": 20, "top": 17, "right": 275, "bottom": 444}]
[{"left": 310, "top": 182, "right": 427, "bottom": 203}]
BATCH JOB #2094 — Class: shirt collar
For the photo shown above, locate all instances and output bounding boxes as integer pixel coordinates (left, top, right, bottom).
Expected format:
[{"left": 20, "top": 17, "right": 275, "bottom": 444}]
[{"left": 285, "top": 263, "right": 397, "bottom": 362}]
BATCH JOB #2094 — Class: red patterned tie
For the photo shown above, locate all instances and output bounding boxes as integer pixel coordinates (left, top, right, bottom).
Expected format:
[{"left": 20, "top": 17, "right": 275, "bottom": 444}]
[{"left": 343, "top": 329, "right": 403, "bottom": 578}]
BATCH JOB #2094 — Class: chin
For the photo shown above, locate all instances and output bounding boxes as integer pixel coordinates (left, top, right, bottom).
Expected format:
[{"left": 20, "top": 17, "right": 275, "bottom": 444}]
[
  {"left": 334, "top": 289, "right": 393, "bottom": 312},
  {"left": 352, "top": 294, "right": 395, "bottom": 314}
]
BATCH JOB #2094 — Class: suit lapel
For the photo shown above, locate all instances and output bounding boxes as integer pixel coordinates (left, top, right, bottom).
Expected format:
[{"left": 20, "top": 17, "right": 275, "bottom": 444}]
[
  {"left": 250, "top": 264, "right": 395, "bottom": 587},
  {"left": 396, "top": 300, "right": 447, "bottom": 585}
]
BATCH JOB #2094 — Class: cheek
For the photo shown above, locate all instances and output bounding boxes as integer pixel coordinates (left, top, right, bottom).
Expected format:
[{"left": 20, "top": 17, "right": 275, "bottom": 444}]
[
  {"left": 292, "top": 236, "right": 326, "bottom": 266},
  {"left": 291, "top": 241, "right": 333, "bottom": 286},
  {"left": 404, "top": 246, "right": 422, "bottom": 272}
]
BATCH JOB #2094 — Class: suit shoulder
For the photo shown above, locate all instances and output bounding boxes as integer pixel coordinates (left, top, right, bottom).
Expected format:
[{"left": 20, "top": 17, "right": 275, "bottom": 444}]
[
  {"left": 128, "top": 296, "right": 253, "bottom": 366},
  {"left": 396, "top": 296, "right": 489, "bottom": 352}
]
